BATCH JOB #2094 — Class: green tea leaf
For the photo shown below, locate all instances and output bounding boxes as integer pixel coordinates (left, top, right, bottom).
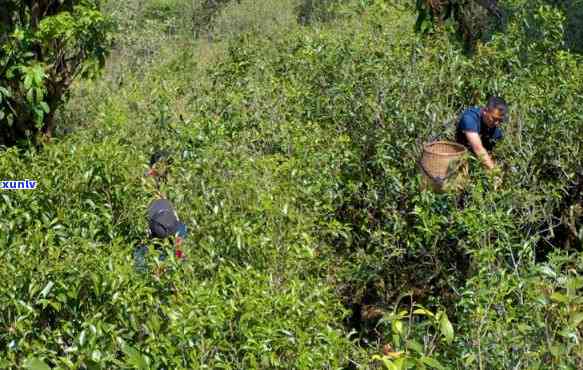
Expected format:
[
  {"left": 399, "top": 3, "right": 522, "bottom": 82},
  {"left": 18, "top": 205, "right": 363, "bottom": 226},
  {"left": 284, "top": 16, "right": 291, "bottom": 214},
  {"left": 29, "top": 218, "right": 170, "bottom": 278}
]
[
  {"left": 570, "top": 312, "right": 583, "bottom": 327},
  {"left": 413, "top": 308, "right": 435, "bottom": 317},
  {"left": 439, "top": 312, "right": 454, "bottom": 344},
  {"left": 23, "top": 358, "right": 50, "bottom": 370},
  {"left": 550, "top": 292, "right": 569, "bottom": 303},
  {"left": 40, "top": 281, "right": 54, "bottom": 298},
  {"left": 421, "top": 356, "right": 445, "bottom": 369}
]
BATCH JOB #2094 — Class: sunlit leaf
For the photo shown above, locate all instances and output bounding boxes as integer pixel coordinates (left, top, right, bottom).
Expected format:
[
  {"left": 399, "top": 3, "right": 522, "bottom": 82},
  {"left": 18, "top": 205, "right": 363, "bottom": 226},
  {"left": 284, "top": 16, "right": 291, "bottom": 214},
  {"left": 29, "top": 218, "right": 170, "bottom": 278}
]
[
  {"left": 23, "top": 358, "right": 50, "bottom": 370},
  {"left": 439, "top": 312, "right": 454, "bottom": 344}
]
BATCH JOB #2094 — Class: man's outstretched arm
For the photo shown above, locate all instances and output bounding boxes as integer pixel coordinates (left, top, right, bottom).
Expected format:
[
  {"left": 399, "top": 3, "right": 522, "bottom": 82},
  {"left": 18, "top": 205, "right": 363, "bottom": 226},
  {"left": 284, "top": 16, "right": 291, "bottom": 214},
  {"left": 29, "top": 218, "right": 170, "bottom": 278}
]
[{"left": 464, "top": 131, "right": 496, "bottom": 170}]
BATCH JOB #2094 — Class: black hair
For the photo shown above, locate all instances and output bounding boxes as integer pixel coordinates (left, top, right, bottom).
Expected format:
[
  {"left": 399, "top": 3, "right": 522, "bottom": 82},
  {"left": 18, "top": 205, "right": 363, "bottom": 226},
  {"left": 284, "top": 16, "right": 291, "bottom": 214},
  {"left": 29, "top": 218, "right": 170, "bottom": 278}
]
[
  {"left": 486, "top": 96, "right": 508, "bottom": 117},
  {"left": 149, "top": 149, "right": 173, "bottom": 167}
]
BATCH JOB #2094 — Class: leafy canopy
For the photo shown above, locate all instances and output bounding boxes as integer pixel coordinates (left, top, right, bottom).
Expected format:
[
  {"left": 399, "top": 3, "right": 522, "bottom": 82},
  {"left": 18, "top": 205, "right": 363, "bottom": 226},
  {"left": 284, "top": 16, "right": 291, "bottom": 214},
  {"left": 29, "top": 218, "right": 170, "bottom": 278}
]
[{"left": 0, "top": 0, "right": 112, "bottom": 145}]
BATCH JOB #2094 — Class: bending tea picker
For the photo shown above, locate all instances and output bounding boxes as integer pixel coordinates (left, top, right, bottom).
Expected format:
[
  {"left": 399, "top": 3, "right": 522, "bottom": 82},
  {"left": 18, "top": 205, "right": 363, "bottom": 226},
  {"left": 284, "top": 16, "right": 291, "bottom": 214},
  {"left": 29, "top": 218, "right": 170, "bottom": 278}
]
[
  {"left": 455, "top": 96, "right": 507, "bottom": 171},
  {"left": 133, "top": 198, "right": 188, "bottom": 273}
]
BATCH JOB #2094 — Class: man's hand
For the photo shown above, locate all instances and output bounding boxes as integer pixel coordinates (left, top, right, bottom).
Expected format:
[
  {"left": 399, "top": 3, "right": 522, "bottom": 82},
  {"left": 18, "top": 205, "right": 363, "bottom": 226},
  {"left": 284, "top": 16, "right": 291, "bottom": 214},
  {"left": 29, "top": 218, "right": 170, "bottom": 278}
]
[
  {"left": 489, "top": 166, "right": 503, "bottom": 190},
  {"left": 464, "top": 131, "right": 496, "bottom": 170},
  {"left": 493, "top": 174, "right": 503, "bottom": 191}
]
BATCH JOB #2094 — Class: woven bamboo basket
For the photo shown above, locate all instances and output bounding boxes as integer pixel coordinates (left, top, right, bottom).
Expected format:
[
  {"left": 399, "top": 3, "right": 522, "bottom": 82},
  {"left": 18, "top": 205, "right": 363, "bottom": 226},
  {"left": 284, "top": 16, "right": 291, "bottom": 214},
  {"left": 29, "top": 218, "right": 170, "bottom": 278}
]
[{"left": 419, "top": 141, "right": 468, "bottom": 192}]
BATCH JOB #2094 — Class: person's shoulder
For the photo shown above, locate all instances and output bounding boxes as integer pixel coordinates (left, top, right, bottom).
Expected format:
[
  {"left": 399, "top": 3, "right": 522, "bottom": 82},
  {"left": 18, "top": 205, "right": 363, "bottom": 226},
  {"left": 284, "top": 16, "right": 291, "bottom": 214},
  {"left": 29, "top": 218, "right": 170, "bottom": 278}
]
[
  {"left": 149, "top": 198, "right": 173, "bottom": 208},
  {"left": 462, "top": 106, "right": 481, "bottom": 117},
  {"left": 148, "top": 198, "right": 175, "bottom": 218},
  {"left": 459, "top": 107, "right": 480, "bottom": 131}
]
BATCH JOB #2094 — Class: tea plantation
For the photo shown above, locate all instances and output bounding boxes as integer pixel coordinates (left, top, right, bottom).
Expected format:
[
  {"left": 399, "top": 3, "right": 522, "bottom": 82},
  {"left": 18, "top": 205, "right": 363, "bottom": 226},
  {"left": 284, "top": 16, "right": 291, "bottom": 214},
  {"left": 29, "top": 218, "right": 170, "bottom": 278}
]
[{"left": 1, "top": 0, "right": 582, "bottom": 369}]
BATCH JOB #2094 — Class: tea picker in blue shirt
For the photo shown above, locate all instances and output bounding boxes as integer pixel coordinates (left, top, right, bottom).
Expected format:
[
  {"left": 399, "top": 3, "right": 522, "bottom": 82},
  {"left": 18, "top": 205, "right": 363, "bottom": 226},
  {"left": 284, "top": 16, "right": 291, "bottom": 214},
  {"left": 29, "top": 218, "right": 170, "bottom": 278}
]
[
  {"left": 134, "top": 198, "right": 188, "bottom": 273},
  {"left": 455, "top": 96, "right": 508, "bottom": 171}
]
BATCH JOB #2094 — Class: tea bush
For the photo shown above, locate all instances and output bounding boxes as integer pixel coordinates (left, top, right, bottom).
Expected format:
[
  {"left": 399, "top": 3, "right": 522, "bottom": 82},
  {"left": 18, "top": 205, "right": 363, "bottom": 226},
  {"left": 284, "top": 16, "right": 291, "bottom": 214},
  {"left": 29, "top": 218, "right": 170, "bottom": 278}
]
[{"left": 1, "top": 0, "right": 582, "bottom": 368}]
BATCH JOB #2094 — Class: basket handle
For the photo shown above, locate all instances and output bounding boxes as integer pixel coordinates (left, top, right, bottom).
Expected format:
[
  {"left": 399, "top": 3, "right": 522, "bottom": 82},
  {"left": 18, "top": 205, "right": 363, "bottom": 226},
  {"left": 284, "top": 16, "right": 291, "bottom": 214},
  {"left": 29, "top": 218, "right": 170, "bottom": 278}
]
[
  {"left": 418, "top": 160, "right": 445, "bottom": 187},
  {"left": 418, "top": 158, "right": 465, "bottom": 187}
]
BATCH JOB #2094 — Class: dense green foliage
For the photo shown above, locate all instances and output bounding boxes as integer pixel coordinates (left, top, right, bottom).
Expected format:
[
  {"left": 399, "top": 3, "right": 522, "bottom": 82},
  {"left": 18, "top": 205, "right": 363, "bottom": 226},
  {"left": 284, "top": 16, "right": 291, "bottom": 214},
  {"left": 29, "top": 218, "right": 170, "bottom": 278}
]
[
  {"left": 1, "top": 0, "right": 582, "bottom": 368},
  {"left": 0, "top": 0, "right": 112, "bottom": 145}
]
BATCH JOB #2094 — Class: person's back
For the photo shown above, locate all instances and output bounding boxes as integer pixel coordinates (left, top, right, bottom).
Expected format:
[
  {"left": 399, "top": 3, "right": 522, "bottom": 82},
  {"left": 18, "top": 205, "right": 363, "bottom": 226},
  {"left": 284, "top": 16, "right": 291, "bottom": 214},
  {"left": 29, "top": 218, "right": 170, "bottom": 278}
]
[
  {"left": 133, "top": 198, "right": 187, "bottom": 272},
  {"left": 148, "top": 198, "right": 181, "bottom": 238}
]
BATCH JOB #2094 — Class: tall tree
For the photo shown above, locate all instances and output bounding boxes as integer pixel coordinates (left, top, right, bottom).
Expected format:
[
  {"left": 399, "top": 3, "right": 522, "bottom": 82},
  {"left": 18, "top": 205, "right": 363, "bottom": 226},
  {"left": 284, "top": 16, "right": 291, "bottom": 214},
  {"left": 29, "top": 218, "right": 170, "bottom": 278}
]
[
  {"left": 414, "top": 0, "right": 503, "bottom": 52},
  {"left": 0, "top": 0, "right": 112, "bottom": 145}
]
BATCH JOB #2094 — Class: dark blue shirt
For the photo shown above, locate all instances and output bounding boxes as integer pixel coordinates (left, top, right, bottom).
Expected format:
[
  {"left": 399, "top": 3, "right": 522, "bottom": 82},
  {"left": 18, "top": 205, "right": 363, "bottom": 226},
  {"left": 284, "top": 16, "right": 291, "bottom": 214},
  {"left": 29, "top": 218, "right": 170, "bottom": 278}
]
[{"left": 455, "top": 107, "right": 503, "bottom": 151}]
